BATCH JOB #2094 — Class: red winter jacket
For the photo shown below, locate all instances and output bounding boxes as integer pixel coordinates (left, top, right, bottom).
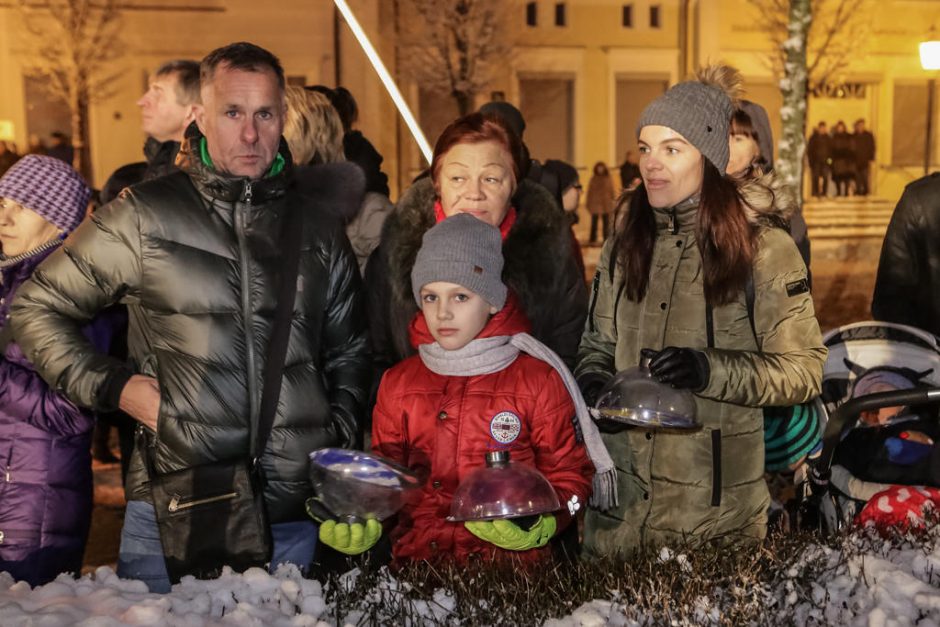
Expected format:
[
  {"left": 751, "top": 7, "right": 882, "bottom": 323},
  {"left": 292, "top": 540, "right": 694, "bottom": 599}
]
[{"left": 371, "top": 294, "right": 594, "bottom": 564}]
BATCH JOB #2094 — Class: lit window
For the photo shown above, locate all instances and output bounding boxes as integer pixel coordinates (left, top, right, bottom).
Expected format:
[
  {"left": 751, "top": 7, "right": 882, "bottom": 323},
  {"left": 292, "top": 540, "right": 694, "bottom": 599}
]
[
  {"left": 650, "top": 5, "right": 661, "bottom": 28},
  {"left": 526, "top": 1, "right": 537, "bottom": 26},
  {"left": 555, "top": 2, "right": 566, "bottom": 26},
  {"left": 622, "top": 4, "right": 633, "bottom": 27}
]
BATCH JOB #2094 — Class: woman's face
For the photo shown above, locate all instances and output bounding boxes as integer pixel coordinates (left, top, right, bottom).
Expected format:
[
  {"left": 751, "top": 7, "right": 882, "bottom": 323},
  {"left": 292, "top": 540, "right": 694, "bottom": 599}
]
[
  {"left": 436, "top": 141, "right": 515, "bottom": 227},
  {"left": 727, "top": 133, "right": 760, "bottom": 176},
  {"left": 638, "top": 125, "right": 704, "bottom": 209},
  {"left": 0, "top": 198, "right": 60, "bottom": 257}
]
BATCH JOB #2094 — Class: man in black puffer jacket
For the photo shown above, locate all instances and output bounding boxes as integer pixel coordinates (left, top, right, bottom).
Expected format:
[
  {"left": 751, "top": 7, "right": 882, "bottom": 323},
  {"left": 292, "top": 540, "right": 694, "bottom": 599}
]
[
  {"left": 11, "top": 42, "right": 370, "bottom": 591},
  {"left": 872, "top": 172, "right": 940, "bottom": 337}
]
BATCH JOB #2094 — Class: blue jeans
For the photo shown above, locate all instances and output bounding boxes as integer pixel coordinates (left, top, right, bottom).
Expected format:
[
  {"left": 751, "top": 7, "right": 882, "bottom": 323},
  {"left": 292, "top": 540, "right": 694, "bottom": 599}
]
[{"left": 117, "top": 500, "right": 318, "bottom": 593}]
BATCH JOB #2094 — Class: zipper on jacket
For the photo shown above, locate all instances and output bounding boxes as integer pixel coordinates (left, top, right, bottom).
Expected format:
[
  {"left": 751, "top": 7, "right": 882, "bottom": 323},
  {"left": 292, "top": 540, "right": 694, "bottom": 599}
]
[
  {"left": 168, "top": 491, "right": 239, "bottom": 513},
  {"left": 588, "top": 271, "right": 601, "bottom": 333},
  {"left": 668, "top": 208, "right": 679, "bottom": 235},
  {"left": 237, "top": 180, "right": 261, "bottom": 437},
  {"left": 4, "top": 445, "right": 12, "bottom": 482}
]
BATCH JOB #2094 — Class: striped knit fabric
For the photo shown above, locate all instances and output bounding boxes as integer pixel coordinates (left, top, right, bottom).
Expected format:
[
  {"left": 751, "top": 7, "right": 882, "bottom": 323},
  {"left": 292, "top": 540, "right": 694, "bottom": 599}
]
[{"left": 764, "top": 403, "right": 821, "bottom": 472}]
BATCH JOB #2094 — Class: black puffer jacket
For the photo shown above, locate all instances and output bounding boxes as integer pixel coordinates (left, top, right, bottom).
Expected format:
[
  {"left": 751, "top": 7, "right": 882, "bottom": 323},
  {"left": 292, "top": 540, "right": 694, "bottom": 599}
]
[
  {"left": 11, "top": 129, "right": 370, "bottom": 523},
  {"left": 365, "top": 177, "right": 587, "bottom": 374},
  {"left": 872, "top": 173, "right": 940, "bottom": 337}
]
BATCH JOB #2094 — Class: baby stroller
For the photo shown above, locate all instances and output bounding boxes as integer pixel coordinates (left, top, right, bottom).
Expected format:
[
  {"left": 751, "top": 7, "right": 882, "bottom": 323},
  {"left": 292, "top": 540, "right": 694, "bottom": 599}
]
[{"left": 798, "top": 321, "right": 940, "bottom": 534}]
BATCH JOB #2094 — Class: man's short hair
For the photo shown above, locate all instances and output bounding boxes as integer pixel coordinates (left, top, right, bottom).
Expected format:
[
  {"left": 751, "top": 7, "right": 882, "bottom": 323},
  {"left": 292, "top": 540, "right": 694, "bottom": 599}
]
[
  {"left": 200, "top": 42, "right": 285, "bottom": 92},
  {"left": 154, "top": 59, "right": 201, "bottom": 106}
]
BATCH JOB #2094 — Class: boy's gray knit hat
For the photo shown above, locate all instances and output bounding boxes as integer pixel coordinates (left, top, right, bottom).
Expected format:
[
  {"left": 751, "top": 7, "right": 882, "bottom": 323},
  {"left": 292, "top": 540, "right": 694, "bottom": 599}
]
[
  {"left": 636, "top": 77, "right": 735, "bottom": 172},
  {"left": 411, "top": 213, "right": 507, "bottom": 309}
]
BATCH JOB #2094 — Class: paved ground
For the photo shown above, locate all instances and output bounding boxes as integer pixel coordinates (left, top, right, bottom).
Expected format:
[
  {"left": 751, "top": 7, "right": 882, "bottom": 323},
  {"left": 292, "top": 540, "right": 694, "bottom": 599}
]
[{"left": 82, "top": 199, "right": 890, "bottom": 572}]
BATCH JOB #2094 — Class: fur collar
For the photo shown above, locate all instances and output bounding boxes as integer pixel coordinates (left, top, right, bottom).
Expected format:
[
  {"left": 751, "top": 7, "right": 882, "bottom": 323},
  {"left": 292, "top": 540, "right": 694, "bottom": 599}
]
[
  {"left": 738, "top": 171, "right": 797, "bottom": 230},
  {"left": 384, "top": 177, "right": 570, "bottom": 319}
]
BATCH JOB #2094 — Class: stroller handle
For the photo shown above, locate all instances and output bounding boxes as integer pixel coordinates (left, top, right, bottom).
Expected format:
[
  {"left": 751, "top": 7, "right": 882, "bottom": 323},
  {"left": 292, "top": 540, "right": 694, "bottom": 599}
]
[{"left": 816, "top": 387, "right": 940, "bottom": 477}]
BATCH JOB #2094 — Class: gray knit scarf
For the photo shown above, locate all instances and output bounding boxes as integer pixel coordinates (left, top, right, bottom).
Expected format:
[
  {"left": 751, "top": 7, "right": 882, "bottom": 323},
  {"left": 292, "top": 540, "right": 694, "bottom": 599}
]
[{"left": 418, "top": 333, "right": 618, "bottom": 511}]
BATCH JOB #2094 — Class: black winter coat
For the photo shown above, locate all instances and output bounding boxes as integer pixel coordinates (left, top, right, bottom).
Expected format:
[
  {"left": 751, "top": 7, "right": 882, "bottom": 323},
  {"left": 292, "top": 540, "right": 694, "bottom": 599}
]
[
  {"left": 11, "top": 128, "right": 371, "bottom": 523},
  {"left": 365, "top": 178, "right": 588, "bottom": 375},
  {"left": 872, "top": 173, "right": 940, "bottom": 337},
  {"left": 100, "top": 137, "right": 182, "bottom": 205}
]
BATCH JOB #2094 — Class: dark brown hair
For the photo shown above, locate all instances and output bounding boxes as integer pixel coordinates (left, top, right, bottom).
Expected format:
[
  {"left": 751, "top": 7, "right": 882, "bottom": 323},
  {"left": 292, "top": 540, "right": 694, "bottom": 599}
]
[
  {"left": 201, "top": 42, "right": 285, "bottom": 91},
  {"left": 614, "top": 162, "right": 756, "bottom": 306},
  {"left": 430, "top": 113, "right": 525, "bottom": 186}
]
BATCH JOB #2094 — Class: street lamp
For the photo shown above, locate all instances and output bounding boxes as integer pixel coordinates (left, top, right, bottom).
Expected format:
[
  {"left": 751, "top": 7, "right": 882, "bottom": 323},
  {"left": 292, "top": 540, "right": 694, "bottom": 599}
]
[{"left": 919, "top": 40, "right": 940, "bottom": 176}]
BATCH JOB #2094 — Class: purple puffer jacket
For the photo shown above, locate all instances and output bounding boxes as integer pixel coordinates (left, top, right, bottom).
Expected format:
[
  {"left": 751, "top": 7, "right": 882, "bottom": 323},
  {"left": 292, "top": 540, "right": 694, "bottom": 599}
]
[{"left": 0, "top": 246, "right": 114, "bottom": 587}]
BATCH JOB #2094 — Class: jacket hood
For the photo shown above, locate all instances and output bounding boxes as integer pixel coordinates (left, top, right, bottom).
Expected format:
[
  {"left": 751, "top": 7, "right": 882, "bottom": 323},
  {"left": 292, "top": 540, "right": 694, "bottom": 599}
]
[
  {"left": 408, "top": 291, "right": 532, "bottom": 348},
  {"left": 175, "top": 121, "right": 293, "bottom": 204}
]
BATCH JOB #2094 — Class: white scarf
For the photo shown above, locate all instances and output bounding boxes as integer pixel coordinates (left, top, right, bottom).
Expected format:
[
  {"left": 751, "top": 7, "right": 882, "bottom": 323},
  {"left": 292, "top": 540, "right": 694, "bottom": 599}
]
[{"left": 419, "top": 333, "right": 618, "bottom": 511}]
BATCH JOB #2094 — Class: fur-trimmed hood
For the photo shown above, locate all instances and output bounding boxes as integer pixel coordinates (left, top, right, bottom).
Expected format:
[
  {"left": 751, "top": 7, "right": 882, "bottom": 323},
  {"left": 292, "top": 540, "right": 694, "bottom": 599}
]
[
  {"left": 383, "top": 176, "right": 572, "bottom": 313},
  {"left": 370, "top": 175, "right": 588, "bottom": 366},
  {"left": 738, "top": 171, "right": 798, "bottom": 230}
]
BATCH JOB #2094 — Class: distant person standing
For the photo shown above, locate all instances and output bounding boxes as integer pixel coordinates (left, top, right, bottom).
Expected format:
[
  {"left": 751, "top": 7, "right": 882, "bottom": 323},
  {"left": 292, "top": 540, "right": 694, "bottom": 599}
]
[
  {"left": 830, "top": 120, "right": 855, "bottom": 197},
  {"left": 619, "top": 150, "right": 641, "bottom": 191},
  {"left": 0, "top": 141, "right": 19, "bottom": 176},
  {"left": 586, "top": 162, "right": 616, "bottom": 245},
  {"left": 26, "top": 134, "right": 46, "bottom": 156},
  {"left": 852, "top": 118, "right": 875, "bottom": 196},
  {"left": 807, "top": 122, "right": 831, "bottom": 198}
]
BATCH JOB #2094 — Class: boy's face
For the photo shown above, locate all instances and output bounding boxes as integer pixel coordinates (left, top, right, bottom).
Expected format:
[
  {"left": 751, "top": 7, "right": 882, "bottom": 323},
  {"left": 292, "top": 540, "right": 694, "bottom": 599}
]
[{"left": 419, "top": 281, "right": 498, "bottom": 350}]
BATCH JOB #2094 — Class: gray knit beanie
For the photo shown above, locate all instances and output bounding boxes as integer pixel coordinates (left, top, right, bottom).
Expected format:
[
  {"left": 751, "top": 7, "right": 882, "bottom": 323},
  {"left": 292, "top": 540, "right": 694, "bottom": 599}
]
[
  {"left": 411, "top": 213, "right": 507, "bottom": 309},
  {"left": 636, "top": 80, "right": 735, "bottom": 172}
]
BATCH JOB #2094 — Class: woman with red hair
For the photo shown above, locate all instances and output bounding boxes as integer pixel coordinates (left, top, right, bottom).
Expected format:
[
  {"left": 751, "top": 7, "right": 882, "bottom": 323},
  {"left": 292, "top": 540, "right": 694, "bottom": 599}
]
[{"left": 365, "top": 113, "right": 587, "bottom": 380}]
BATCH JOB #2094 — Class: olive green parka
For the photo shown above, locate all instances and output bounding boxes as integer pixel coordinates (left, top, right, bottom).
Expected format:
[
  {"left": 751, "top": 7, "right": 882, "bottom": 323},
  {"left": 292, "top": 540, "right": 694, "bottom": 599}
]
[{"left": 576, "top": 176, "right": 826, "bottom": 556}]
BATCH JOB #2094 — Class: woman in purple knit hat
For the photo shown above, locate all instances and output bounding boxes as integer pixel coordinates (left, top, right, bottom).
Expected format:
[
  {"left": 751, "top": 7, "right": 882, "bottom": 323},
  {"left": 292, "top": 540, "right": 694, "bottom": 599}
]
[{"left": 0, "top": 155, "right": 112, "bottom": 586}]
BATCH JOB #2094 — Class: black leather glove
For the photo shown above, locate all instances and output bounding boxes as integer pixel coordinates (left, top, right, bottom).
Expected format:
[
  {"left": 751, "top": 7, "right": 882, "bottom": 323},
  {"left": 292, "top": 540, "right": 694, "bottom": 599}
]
[
  {"left": 645, "top": 346, "right": 710, "bottom": 392},
  {"left": 579, "top": 373, "right": 631, "bottom": 433},
  {"left": 578, "top": 373, "right": 609, "bottom": 408}
]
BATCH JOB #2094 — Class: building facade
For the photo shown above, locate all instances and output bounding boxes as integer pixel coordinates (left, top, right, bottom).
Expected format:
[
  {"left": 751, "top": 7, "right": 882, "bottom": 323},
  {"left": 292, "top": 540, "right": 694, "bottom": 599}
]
[{"left": 0, "top": 0, "right": 938, "bottom": 202}]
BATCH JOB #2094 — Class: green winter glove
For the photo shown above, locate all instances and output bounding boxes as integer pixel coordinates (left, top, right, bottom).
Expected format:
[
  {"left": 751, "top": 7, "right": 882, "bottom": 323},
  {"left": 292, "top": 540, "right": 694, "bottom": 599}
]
[
  {"left": 464, "top": 515, "right": 557, "bottom": 551},
  {"left": 318, "top": 518, "right": 382, "bottom": 556}
]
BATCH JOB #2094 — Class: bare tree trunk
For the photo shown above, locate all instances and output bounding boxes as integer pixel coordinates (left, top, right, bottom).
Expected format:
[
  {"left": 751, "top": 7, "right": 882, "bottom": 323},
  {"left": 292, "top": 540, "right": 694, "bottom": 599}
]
[
  {"left": 455, "top": 91, "right": 473, "bottom": 116},
  {"left": 777, "top": 0, "right": 811, "bottom": 206},
  {"left": 71, "top": 82, "right": 93, "bottom": 182}
]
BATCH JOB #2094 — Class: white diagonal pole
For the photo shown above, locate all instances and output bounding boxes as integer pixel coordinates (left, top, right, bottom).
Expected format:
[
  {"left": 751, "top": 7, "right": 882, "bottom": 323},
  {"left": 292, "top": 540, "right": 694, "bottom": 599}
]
[{"left": 333, "top": 0, "right": 433, "bottom": 164}]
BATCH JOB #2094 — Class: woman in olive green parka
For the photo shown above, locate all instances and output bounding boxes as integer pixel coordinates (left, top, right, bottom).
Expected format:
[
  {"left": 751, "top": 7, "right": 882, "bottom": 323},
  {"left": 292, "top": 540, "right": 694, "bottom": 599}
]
[{"left": 576, "top": 66, "right": 826, "bottom": 557}]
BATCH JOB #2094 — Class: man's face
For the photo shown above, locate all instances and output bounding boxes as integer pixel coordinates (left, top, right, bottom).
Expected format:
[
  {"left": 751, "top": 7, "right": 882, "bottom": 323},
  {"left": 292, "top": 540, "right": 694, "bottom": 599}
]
[
  {"left": 194, "top": 64, "right": 285, "bottom": 180},
  {"left": 137, "top": 73, "right": 194, "bottom": 143}
]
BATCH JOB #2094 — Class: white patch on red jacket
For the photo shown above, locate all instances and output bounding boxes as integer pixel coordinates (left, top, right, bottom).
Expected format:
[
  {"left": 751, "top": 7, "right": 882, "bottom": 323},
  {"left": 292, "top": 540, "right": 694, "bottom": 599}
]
[{"left": 489, "top": 412, "right": 522, "bottom": 444}]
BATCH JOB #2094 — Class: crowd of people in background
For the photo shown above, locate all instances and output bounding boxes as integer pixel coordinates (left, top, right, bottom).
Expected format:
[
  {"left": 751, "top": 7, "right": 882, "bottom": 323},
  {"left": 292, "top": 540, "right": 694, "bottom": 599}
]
[
  {"left": 806, "top": 118, "right": 876, "bottom": 198},
  {"left": 1, "top": 37, "right": 937, "bottom": 595}
]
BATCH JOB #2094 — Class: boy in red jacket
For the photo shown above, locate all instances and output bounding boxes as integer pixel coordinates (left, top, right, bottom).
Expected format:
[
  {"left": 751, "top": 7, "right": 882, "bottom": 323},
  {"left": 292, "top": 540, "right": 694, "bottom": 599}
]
[{"left": 317, "top": 213, "right": 614, "bottom": 564}]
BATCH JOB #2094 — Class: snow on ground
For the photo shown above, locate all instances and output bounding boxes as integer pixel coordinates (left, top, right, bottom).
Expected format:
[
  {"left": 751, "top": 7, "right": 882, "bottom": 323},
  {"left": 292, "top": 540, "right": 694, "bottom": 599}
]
[{"left": 2, "top": 530, "right": 940, "bottom": 626}]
